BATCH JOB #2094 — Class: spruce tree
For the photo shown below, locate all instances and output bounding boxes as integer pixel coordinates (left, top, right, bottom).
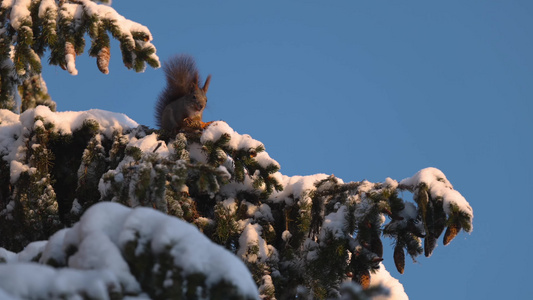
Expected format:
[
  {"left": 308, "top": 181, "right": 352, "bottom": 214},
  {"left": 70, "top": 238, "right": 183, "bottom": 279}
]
[{"left": 0, "top": 1, "right": 474, "bottom": 299}]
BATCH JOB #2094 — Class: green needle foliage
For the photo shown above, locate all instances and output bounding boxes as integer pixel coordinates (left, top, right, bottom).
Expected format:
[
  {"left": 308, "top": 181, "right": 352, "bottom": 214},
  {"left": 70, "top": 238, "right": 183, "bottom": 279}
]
[
  {"left": 0, "top": 0, "right": 159, "bottom": 113},
  {"left": 0, "top": 106, "right": 474, "bottom": 299}
]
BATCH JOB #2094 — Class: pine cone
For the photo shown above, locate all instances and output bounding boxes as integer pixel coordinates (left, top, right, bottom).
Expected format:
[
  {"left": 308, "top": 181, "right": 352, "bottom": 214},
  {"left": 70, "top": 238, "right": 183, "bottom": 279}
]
[
  {"left": 443, "top": 223, "right": 461, "bottom": 245},
  {"left": 424, "top": 234, "right": 437, "bottom": 257},
  {"left": 394, "top": 244, "right": 405, "bottom": 274},
  {"left": 97, "top": 46, "right": 110, "bottom": 74},
  {"left": 417, "top": 187, "right": 429, "bottom": 206},
  {"left": 355, "top": 269, "right": 371, "bottom": 289}
]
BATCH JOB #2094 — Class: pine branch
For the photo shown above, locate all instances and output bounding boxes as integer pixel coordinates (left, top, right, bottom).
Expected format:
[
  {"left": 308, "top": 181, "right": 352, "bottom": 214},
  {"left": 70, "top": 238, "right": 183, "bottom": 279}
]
[
  {"left": 0, "top": 111, "right": 473, "bottom": 299},
  {"left": 0, "top": 0, "right": 160, "bottom": 112}
]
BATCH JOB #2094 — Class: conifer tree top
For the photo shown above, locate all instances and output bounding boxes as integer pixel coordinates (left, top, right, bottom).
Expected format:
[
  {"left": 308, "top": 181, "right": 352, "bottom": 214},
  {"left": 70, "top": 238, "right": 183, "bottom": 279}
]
[{"left": 0, "top": 106, "right": 474, "bottom": 299}]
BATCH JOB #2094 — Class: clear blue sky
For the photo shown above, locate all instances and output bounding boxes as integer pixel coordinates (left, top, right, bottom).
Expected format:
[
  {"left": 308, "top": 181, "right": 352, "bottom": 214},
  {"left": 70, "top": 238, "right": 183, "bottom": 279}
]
[{"left": 41, "top": 1, "right": 533, "bottom": 299}]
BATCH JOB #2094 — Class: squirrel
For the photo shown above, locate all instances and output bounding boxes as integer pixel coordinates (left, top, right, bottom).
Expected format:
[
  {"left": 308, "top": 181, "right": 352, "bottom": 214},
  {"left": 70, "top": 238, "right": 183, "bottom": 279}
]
[{"left": 155, "top": 54, "right": 212, "bottom": 133}]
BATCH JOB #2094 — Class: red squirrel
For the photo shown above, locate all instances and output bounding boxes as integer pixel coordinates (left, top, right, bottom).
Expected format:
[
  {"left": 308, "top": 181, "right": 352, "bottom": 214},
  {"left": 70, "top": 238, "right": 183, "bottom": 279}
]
[{"left": 155, "top": 55, "right": 212, "bottom": 133}]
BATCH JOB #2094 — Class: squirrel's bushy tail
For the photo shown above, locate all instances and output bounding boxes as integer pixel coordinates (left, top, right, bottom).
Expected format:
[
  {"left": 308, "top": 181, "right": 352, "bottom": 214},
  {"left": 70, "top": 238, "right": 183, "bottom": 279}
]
[{"left": 163, "top": 54, "right": 201, "bottom": 97}]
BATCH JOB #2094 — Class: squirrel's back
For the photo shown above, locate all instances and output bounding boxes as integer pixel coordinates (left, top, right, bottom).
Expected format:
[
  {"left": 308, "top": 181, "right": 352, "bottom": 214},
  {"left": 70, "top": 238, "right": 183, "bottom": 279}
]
[{"left": 155, "top": 55, "right": 211, "bottom": 132}]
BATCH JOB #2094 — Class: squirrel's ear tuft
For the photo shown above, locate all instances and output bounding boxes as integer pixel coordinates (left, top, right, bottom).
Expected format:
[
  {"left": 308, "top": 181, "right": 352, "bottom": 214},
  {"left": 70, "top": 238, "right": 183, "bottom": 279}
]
[
  {"left": 190, "top": 73, "right": 200, "bottom": 90},
  {"left": 203, "top": 75, "right": 211, "bottom": 93}
]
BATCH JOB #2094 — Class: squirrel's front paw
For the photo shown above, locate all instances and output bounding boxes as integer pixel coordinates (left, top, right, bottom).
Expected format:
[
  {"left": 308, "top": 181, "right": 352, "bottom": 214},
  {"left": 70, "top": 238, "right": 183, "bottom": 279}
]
[{"left": 182, "top": 118, "right": 201, "bottom": 129}]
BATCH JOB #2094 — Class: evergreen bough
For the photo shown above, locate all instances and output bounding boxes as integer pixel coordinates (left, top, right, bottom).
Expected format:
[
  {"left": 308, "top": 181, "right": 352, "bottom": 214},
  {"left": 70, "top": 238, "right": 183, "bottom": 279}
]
[
  {"left": 0, "top": 107, "right": 473, "bottom": 299},
  {"left": 0, "top": 0, "right": 159, "bottom": 112}
]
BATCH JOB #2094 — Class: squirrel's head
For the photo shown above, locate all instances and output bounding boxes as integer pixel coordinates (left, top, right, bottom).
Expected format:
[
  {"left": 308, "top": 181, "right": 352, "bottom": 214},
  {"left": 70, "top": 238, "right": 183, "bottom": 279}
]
[{"left": 185, "top": 74, "right": 211, "bottom": 117}]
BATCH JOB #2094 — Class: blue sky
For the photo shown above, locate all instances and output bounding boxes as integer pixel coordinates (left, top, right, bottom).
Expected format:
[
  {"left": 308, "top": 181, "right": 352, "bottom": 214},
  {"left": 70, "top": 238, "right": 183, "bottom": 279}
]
[{"left": 41, "top": 1, "right": 532, "bottom": 299}]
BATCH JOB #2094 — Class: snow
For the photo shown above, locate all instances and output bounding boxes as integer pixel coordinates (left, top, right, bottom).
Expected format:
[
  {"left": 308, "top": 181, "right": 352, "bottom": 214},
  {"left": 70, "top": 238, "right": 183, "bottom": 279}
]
[
  {"left": 217, "top": 164, "right": 232, "bottom": 180},
  {"left": 65, "top": 51, "right": 78, "bottom": 76},
  {"left": 9, "top": 160, "right": 30, "bottom": 183},
  {"left": 238, "top": 223, "right": 269, "bottom": 264},
  {"left": 116, "top": 204, "right": 257, "bottom": 295},
  {"left": 60, "top": 3, "right": 83, "bottom": 20},
  {"left": 0, "top": 248, "right": 17, "bottom": 263},
  {"left": 79, "top": 0, "right": 152, "bottom": 41},
  {"left": 65, "top": 198, "right": 131, "bottom": 246},
  {"left": 433, "top": 188, "right": 472, "bottom": 218},
  {"left": 257, "top": 203, "right": 274, "bottom": 222},
  {"left": 270, "top": 173, "right": 330, "bottom": 204},
  {"left": 2, "top": 107, "right": 139, "bottom": 159},
  {"left": 39, "top": 229, "right": 68, "bottom": 266},
  {"left": 188, "top": 142, "right": 206, "bottom": 163},
  {"left": 0, "top": 202, "right": 259, "bottom": 299},
  {"left": 400, "top": 167, "right": 473, "bottom": 227},
  {"left": 16, "top": 241, "right": 47, "bottom": 262},
  {"left": 400, "top": 167, "right": 452, "bottom": 189},
  {"left": 383, "top": 177, "right": 399, "bottom": 189},
  {"left": 202, "top": 121, "right": 255, "bottom": 149},
  {"left": 69, "top": 231, "right": 140, "bottom": 293},
  {"left": 128, "top": 133, "right": 169, "bottom": 157},
  {"left": 38, "top": 0, "right": 57, "bottom": 18},
  {"left": 258, "top": 275, "right": 275, "bottom": 296},
  {"left": 0, "top": 263, "right": 121, "bottom": 300},
  {"left": 9, "top": 0, "right": 31, "bottom": 30},
  {"left": 320, "top": 205, "right": 348, "bottom": 241},
  {"left": 0, "top": 109, "right": 19, "bottom": 124},
  {"left": 70, "top": 198, "right": 82, "bottom": 214},
  {"left": 282, "top": 230, "right": 292, "bottom": 242},
  {"left": 222, "top": 198, "right": 238, "bottom": 214},
  {"left": 1, "top": 107, "right": 139, "bottom": 203},
  {"left": 0, "top": 106, "right": 139, "bottom": 176},
  {"left": 21, "top": 106, "right": 138, "bottom": 137},
  {"left": 0, "top": 111, "right": 23, "bottom": 161},
  {"left": 202, "top": 121, "right": 280, "bottom": 169},
  {"left": 370, "top": 263, "right": 409, "bottom": 300},
  {"left": 256, "top": 150, "right": 279, "bottom": 169},
  {"left": 0, "top": 0, "right": 13, "bottom": 10}
]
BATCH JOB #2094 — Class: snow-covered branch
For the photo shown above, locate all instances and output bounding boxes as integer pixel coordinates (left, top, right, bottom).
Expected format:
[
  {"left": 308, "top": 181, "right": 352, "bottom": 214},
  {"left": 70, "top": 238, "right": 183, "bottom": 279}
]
[
  {"left": 0, "top": 106, "right": 473, "bottom": 299},
  {"left": 0, "top": 0, "right": 159, "bottom": 112},
  {"left": 0, "top": 202, "right": 258, "bottom": 299}
]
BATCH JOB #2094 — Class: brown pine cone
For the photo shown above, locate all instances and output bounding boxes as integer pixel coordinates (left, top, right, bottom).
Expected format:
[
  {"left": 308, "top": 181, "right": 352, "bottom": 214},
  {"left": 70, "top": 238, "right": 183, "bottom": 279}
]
[
  {"left": 443, "top": 223, "right": 461, "bottom": 245},
  {"left": 97, "top": 46, "right": 110, "bottom": 74},
  {"left": 394, "top": 244, "right": 405, "bottom": 274},
  {"left": 355, "top": 269, "right": 371, "bottom": 289}
]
